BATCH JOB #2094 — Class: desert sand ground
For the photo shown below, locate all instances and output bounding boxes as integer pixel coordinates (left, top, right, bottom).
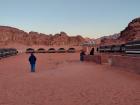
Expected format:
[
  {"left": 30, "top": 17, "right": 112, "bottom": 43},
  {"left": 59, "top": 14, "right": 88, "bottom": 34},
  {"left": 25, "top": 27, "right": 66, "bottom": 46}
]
[{"left": 0, "top": 53, "right": 140, "bottom": 105}]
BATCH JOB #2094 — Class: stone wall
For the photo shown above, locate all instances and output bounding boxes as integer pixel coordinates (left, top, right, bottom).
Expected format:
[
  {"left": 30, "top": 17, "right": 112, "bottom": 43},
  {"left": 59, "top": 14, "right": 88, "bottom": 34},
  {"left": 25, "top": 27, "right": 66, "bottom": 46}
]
[
  {"left": 84, "top": 53, "right": 140, "bottom": 74},
  {"left": 100, "top": 53, "right": 110, "bottom": 64},
  {"left": 110, "top": 55, "right": 140, "bottom": 74},
  {"left": 84, "top": 55, "right": 101, "bottom": 64}
]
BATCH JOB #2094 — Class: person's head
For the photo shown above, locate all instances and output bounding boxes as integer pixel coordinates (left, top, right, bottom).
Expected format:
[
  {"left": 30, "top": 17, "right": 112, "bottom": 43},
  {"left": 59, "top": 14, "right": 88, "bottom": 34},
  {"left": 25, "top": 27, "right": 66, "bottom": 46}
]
[
  {"left": 91, "top": 48, "right": 94, "bottom": 51},
  {"left": 31, "top": 53, "right": 34, "bottom": 56}
]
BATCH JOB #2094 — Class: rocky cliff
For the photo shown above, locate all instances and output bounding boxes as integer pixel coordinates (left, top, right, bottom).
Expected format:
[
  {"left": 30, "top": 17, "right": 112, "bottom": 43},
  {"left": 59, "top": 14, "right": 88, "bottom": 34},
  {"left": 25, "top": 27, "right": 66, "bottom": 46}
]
[
  {"left": 0, "top": 26, "right": 85, "bottom": 46},
  {"left": 100, "top": 33, "right": 121, "bottom": 45},
  {"left": 100, "top": 17, "right": 140, "bottom": 45},
  {"left": 119, "top": 17, "right": 140, "bottom": 41}
]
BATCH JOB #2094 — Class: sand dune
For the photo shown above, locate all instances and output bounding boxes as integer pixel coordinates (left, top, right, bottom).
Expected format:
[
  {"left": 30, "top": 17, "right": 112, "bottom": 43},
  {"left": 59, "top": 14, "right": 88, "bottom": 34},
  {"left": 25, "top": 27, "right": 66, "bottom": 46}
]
[{"left": 0, "top": 53, "right": 140, "bottom": 105}]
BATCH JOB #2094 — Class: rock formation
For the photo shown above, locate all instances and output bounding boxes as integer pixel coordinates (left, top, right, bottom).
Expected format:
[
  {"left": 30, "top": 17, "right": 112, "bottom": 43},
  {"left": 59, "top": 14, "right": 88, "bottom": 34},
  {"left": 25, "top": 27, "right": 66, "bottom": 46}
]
[
  {"left": 100, "top": 17, "right": 140, "bottom": 45},
  {"left": 100, "top": 33, "right": 121, "bottom": 45},
  {"left": 119, "top": 17, "right": 140, "bottom": 42},
  {"left": 0, "top": 26, "right": 85, "bottom": 46}
]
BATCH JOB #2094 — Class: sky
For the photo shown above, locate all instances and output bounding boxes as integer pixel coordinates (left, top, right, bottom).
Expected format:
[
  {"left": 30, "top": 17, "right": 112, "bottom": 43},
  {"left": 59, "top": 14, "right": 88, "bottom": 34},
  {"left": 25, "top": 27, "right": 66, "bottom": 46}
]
[{"left": 0, "top": 0, "right": 140, "bottom": 38}]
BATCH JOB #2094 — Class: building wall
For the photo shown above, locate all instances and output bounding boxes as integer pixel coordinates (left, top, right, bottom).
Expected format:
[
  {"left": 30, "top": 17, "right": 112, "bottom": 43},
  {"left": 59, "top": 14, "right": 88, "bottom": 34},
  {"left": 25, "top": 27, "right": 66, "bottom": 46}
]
[
  {"left": 84, "top": 53, "right": 140, "bottom": 74},
  {"left": 110, "top": 55, "right": 140, "bottom": 74},
  {"left": 84, "top": 55, "right": 101, "bottom": 64}
]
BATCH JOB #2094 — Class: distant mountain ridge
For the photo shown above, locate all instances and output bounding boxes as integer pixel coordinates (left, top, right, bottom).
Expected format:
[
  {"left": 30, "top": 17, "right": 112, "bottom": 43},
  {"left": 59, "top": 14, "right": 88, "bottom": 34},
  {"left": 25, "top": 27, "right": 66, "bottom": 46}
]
[
  {"left": 100, "top": 33, "right": 120, "bottom": 40},
  {"left": 0, "top": 26, "right": 85, "bottom": 46}
]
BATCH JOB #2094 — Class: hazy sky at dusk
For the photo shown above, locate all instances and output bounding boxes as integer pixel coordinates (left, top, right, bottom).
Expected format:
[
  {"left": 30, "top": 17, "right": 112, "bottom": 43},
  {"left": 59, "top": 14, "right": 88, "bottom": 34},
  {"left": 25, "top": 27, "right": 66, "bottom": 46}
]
[{"left": 0, "top": 0, "right": 140, "bottom": 38}]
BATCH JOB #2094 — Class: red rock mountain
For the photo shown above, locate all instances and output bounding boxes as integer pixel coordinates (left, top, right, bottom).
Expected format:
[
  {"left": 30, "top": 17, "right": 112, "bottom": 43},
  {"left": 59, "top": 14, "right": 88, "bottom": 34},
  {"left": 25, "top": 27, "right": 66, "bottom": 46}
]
[
  {"left": 100, "top": 17, "right": 140, "bottom": 45},
  {"left": 119, "top": 17, "right": 140, "bottom": 41},
  {"left": 0, "top": 26, "right": 85, "bottom": 46}
]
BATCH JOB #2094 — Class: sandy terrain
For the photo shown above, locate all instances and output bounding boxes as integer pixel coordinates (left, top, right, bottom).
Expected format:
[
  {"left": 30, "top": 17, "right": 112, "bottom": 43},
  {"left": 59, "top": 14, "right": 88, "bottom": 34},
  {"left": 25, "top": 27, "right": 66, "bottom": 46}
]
[{"left": 0, "top": 53, "right": 140, "bottom": 105}]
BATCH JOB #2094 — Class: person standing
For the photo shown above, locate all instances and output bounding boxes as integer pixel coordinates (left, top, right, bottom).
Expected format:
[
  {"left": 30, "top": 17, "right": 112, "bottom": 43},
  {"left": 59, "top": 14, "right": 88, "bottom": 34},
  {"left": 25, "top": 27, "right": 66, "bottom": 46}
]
[
  {"left": 29, "top": 53, "right": 37, "bottom": 72},
  {"left": 90, "top": 48, "right": 94, "bottom": 55},
  {"left": 80, "top": 50, "right": 86, "bottom": 61}
]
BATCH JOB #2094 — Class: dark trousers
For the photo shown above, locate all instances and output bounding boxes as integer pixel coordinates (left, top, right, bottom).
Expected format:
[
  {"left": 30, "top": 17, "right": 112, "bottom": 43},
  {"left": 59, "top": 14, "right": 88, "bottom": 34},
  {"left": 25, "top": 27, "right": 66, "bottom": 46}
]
[
  {"left": 80, "top": 56, "right": 84, "bottom": 61},
  {"left": 30, "top": 63, "right": 35, "bottom": 72}
]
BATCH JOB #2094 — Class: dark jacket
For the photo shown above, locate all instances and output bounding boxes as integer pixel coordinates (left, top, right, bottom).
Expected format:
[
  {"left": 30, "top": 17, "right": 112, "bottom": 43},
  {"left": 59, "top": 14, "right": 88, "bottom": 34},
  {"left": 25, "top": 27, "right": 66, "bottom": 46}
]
[
  {"left": 29, "top": 54, "right": 36, "bottom": 64},
  {"left": 90, "top": 48, "right": 94, "bottom": 55},
  {"left": 80, "top": 51, "right": 86, "bottom": 61}
]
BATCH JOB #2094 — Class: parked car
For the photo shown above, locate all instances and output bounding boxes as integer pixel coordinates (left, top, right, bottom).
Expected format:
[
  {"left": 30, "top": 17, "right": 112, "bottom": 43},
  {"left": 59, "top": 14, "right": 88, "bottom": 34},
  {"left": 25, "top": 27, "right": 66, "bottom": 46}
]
[
  {"left": 125, "top": 40, "right": 140, "bottom": 54},
  {"left": 98, "top": 46, "right": 107, "bottom": 52},
  {"left": 8, "top": 48, "right": 18, "bottom": 55},
  {"left": 57, "top": 48, "right": 66, "bottom": 53},
  {"left": 47, "top": 48, "right": 56, "bottom": 53},
  {"left": 0, "top": 49, "right": 5, "bottom": 58},
  {"left": 112, "top": 44, "right": 125, "bottom": 52},
  {"left": 98, "top": 44, "right": 126, "bottom": 53},
  {"left": 0, "top": 48, "right": 18, "bottom": 58},
  {"left": 26, "top": 48, "right": 35, "bottom": 53},
  {"left": 36, "top": 48, "right": 47, "bottom": 53},
  {"left": 3, "top": 49, "right": 10, "bottom": 56},
  {"left": 67, "top": 48, "right": 76, "bottom": 53}
]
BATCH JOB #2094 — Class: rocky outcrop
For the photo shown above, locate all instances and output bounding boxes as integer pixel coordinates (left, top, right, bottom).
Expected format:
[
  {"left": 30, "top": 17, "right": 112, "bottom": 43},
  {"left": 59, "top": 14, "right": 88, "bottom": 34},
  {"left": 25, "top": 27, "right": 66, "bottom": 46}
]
[
  {"left": 0, "top": 26, "right": 28, "bottom": 45},
  {"left": 0, "top": 26, "right": 85, "bottom": 46},
  {"left": 119, "top": 17, "right": 140, "bottom": 42},
  {"left": 100, "top": 17, "right": 140, "bottom": 45},
  {"left": 100, "top": 33, "right": 121, "bottom": 45}
]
